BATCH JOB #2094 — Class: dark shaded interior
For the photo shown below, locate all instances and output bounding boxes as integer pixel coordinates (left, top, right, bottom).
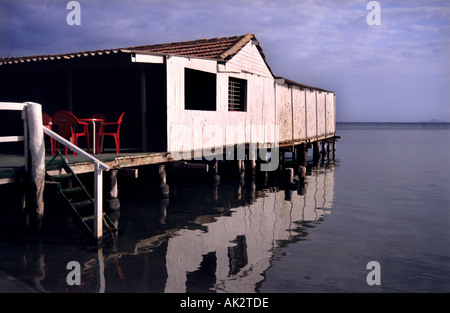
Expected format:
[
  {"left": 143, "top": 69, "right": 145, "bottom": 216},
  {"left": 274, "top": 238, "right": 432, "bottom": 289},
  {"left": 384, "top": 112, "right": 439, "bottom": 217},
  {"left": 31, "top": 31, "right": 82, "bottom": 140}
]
[{"left": 0, "top": 53, "right": 167, "bottom": 152}]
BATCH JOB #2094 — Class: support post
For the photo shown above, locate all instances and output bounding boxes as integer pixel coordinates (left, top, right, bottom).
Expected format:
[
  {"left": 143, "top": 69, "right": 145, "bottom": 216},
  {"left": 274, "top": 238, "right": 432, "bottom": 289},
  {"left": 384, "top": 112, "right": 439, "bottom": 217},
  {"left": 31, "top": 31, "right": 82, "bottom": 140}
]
[
  {"left": 94, "top": 163, "right": 103, "bottom": 243},
  {"left": 108, "top": 169, "right": 120, "bottom": 211},
  {"left": 313, "top": 141, "right": 320, "bottom": 160},
  {"left": 212, "top": 159, "right": 220, "bottom": 184},
  {"left": 250, "top": 159, "right": 256, "bottom": 176},
  {"left": 238, "top": 159, "right": 245, "bottom": 181},
  {"left": 285, "top": 167, "right": 294, "bottom": 184},
  {"left": 67, "top": 71, "right": 73, "bottom": 112},
  {"left": 332, "top": 140, "right": 337, "bottom": 160},
  {"left": 297, "top": 165, "right": 306, "bottom": 181},
  {"left": 140, "top": 67, "right": 148, "bottom": 152},
  {"left": 159, "top": 164, "right": 170, "bottom": 197},
  {"left": 26, "top": 102, "right": 45, "bottom": 230}
]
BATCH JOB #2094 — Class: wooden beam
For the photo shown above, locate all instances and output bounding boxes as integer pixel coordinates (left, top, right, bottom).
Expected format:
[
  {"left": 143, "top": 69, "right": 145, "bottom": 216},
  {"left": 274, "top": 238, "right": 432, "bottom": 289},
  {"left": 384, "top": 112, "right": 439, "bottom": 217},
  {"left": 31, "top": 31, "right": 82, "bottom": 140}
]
[
  {"left": 118, "top": 168, "right": 139, "bottom": 178},
  {"left": 67, "top": 71, "right": 73, "bottom": 112},
  {"left": 140, "top": 67, "right": 148, "bottom": 152}
]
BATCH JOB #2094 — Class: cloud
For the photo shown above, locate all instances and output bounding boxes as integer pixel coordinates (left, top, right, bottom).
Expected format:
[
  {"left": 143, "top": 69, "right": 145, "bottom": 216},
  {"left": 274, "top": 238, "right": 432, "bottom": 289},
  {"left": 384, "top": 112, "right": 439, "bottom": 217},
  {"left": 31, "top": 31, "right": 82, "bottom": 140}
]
[{"left": 0, "top": 0, "right": 448, "bottom": 121}]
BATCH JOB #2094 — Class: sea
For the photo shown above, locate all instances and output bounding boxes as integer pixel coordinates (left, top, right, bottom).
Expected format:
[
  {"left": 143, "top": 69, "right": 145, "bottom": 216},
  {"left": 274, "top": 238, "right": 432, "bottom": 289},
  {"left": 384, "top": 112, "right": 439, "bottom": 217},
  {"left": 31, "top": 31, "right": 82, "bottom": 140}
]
[{"left": 0, "top": 122, "right": 449, "bottom": 294}]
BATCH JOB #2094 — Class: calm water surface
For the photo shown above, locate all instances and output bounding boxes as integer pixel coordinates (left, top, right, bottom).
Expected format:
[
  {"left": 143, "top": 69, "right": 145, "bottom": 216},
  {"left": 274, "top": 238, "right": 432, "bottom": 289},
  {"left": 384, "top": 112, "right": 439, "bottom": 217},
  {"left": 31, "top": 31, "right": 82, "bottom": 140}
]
[{"left": 0, "top": 122, "right": 449, "bottom": 293}]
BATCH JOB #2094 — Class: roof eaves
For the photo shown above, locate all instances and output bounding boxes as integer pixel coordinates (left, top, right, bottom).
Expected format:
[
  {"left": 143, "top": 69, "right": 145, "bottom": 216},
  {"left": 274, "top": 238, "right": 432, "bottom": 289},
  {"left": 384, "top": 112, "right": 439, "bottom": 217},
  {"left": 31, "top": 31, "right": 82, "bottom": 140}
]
[
  {"left": 276, "top": 76, "right": 334, "bottom": 93},
  {"left": 0, "top": 49, "right": 122, "bottom": 66},
  {"left": 218, "top": 33, "right": 254, "bottom": 60},
  {"left": 122, "top": 49, "right": 224, "bottom": 62}
]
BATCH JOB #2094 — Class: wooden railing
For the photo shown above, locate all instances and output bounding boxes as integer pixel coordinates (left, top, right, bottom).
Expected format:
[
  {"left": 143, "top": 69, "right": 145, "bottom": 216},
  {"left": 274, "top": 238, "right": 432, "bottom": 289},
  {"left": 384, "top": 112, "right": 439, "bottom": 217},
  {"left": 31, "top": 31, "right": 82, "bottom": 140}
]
[{"left": 0, "top": 102, "right": 29, "bottom": 173}]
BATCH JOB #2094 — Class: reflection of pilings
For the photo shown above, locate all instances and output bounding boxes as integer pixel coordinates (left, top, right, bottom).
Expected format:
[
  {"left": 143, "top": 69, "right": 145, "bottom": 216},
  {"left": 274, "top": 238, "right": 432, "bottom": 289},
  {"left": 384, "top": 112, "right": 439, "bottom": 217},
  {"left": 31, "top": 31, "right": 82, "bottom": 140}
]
[
  {"left": 96, "top": 247, "right": 105, "bottom": 293},
  {"left": 163, "top": 164, "right": 335, "bottom": 293},
  {"left": 297, "top": 165, "right": 306, "bottom": 182},
  {"left": 212, "top": 159, "right": 220, "bottom": 185},
  {"left": 159, "top": 198, "right": 169, "bottom": 225},
  {"left": 238, "top": 160, "right": 245, "bottom": 181}
]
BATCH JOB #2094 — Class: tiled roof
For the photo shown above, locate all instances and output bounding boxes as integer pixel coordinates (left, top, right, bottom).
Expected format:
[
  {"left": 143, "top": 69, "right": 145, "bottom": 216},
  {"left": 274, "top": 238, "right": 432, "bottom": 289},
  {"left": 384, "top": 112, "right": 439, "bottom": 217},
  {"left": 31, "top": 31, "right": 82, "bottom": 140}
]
[
  {"left": 125, "top": 34, "right": 254, "bottom": 60},
  {"left": 0, "top": 33, "right": 258, "bottom": 65}
]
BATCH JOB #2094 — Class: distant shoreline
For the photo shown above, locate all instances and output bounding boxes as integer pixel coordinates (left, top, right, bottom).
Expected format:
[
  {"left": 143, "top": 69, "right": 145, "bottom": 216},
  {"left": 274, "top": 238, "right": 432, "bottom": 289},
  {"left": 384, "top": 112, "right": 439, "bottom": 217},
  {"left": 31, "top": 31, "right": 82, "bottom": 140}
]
[{"left": 336, "top": 121, "right": 449, "bottom": 124}]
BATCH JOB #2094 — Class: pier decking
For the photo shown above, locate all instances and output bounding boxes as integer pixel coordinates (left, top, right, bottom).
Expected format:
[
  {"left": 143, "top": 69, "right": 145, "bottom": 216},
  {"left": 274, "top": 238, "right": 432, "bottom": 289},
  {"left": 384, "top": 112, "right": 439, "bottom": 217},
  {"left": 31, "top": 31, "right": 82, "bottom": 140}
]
[{"left": 0, "top": 150, "right": 167, "bottom": 184}]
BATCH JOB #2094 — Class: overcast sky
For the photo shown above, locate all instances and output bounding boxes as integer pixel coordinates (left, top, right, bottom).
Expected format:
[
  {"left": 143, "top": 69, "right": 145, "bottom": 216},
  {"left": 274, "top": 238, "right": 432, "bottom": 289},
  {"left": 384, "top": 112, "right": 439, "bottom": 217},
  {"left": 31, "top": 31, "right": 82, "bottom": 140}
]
[{"left": 1, "top": 0, "right": 449, "bottom": 122}]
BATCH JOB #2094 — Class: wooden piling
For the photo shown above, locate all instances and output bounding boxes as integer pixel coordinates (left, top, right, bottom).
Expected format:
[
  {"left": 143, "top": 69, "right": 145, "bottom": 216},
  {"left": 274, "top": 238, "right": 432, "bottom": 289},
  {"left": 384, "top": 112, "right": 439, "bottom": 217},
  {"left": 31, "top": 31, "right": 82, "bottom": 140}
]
[
  {"left": 108, "top": 169, "right": 120, "bottom": 211},
  {"left": 313, "top": 141, "right": 320, "bottom": 160},
  {"left": 158, "top": 164, "right": 170, "bottom": 197},
  {"left": 238, "top": 159, "right": 245, "bottom": 181},
  {"left": 212, "top": 159, "right": 220, "bottom": 185},
  {"left": 25, "top": 102, "right": 45, "bottom": 230},
  {"left": 297, "top": 165, "right": 306, "bottom": 181},
  {"left": 250, "top": 159, "right": 256, "bottom": 176}
]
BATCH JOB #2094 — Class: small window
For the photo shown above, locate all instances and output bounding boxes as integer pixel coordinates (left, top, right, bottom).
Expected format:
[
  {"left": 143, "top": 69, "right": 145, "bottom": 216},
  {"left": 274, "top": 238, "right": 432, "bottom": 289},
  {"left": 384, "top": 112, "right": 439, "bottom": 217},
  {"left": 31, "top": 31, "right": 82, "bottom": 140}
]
[
  {"left": 185, "top": 68, "right": 216, "bottom": 111},
  {"left": 228, "top": 77, "right": 247, "bottom": 112}
]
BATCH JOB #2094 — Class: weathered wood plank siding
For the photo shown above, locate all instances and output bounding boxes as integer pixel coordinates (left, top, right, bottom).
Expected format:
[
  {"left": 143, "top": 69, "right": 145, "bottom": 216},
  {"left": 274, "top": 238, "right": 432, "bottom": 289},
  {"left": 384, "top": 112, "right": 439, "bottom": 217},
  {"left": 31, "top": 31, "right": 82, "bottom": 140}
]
[
  {"left": 276, "top": 84, "right": 292, "bottom": 144},
  {"left": 325, "top": 92, "right": 336, "bottom": 135},
  {"left": 305, "top": 88, "right": 317, "bottom": 140},
  {"left": 166, "top": 51, "right": 276, "bottom": 157},
  {"left": 221, "top": 41, "right": 272, "bottom": 78},
  {"left": 274, "top": 81, "right": 336, "bottom": 145},
  {"left": 317, "top": 91, "right": 326, "bottom": 137},
  {"left": 292, "top": 86, "right": 307, "bottom": 141}
]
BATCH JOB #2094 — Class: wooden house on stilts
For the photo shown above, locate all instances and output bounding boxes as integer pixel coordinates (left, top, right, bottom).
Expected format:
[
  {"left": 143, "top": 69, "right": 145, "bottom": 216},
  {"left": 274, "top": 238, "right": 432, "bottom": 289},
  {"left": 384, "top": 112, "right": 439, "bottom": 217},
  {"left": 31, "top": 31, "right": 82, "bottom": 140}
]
[
  {"left": 0, "top": 33, "right": 336, "bottom": 166},
  {"left": 1, "top": 34, "right": 338, "bottom": 237}
]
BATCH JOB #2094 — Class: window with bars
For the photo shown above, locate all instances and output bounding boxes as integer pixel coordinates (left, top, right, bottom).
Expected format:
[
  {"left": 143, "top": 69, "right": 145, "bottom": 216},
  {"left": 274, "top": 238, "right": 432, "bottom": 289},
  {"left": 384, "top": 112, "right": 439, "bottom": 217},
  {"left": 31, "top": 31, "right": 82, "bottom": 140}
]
[{"left": 228, "top": 77, "right": 247, "bottom": 112}]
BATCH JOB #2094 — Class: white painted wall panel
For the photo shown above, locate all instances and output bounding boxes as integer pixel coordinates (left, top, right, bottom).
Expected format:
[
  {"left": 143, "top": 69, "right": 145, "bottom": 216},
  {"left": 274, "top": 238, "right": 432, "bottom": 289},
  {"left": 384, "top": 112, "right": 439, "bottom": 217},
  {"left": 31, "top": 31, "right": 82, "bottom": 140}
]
[
  {"left": 276, "top": 84, "right": 292, "bottom": 143},
  {"left": 325, "top": 92, "right": 335, "bottom": 135},
  {"left": 317, "top": 92, "right": 326, "bottom": 137},
  {"left": 166, "top": 55, "right": 276, "bottom": 157},
  {"left": 224, "top": 41, "right": 272, "bottom": 78},
  {"left": 292, "top": 87, "right": 306, "bottom": 140},
  {"left": 305, "top": 89, "right": 317, "bottom": 139}
]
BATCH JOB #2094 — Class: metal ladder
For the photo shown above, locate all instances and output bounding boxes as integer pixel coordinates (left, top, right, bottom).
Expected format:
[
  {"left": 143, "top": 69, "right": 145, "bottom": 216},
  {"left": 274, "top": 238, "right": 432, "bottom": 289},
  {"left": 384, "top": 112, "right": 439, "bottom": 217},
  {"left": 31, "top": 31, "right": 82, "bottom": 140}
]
[{"left": 46, "top": 149, "right": 117, "bottom": 240}]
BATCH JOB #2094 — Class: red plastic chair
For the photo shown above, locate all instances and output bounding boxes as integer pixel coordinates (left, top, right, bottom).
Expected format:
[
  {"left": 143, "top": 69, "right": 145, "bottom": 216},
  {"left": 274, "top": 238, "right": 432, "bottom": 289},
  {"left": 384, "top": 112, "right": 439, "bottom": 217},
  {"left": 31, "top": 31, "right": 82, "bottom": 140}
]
[
  {"left": 96, "top": 112, "right": 125, "bottom": 154},
  {"left": 52, "top": 110, "right": 90, "bottom": 155},
  {"left": 42, "top": 113, "right": 55, "bottom": 155},
  {"left": 89, "top": 114, "right": 107, "bottom": 122}
]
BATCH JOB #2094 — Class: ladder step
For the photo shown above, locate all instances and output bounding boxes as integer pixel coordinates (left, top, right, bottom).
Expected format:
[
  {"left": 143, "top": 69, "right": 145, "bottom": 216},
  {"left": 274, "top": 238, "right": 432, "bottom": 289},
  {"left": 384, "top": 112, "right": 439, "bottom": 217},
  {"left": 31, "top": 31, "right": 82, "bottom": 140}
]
[
  {"left": 72, "top": 200, "right": 92, "bottom": 210},
  {"left": 50, "top": 173, "right": 74, "bottom": 180},
  {"left": 61, "top": 187, "right": 84, "bottom": 195},
  {"left": 45, "top": 181, "right": 61, "bottom": 194},
  {"left": 81, "top": 215, "right": 95, "bottom": 222},
  {"left": 81, "top": 213, "right": 107, "bottom": 222}
]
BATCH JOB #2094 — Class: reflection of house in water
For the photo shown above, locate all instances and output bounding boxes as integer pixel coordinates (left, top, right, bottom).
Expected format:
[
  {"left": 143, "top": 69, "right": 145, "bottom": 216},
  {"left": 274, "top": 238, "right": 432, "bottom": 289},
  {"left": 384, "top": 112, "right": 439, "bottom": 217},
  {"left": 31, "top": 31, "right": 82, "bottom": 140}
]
[
  {"left": 0, "top": 165, "right": 335, "bottom": 293},
  {"left": 163, "top": 166, "right": 335, "bottom": 293}
]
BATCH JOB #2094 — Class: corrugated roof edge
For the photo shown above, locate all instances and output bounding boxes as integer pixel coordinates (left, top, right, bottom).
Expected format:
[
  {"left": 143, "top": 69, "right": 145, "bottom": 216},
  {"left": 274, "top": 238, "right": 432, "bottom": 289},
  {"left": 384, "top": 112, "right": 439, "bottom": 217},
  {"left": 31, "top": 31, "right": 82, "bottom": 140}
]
[{"left": 0, "top": 49, "right": 122, "bottom": 66}]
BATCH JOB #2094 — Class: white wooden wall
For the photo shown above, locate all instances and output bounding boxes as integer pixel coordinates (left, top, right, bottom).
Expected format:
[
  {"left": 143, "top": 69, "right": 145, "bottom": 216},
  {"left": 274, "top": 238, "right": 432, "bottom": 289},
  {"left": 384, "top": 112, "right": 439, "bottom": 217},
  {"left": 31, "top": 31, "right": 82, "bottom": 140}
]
[
  {"left": 166, "top": 51, "right": 276, "bottom": 157},
  {"left": 275, "top": 82, "right": 336, "bottom": 144},
  {"left": 165, "top": 43, "right": 336, "bottom": 156},
  {"left": 220, "top": 40, "right": 273, "bottom": 78}
]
